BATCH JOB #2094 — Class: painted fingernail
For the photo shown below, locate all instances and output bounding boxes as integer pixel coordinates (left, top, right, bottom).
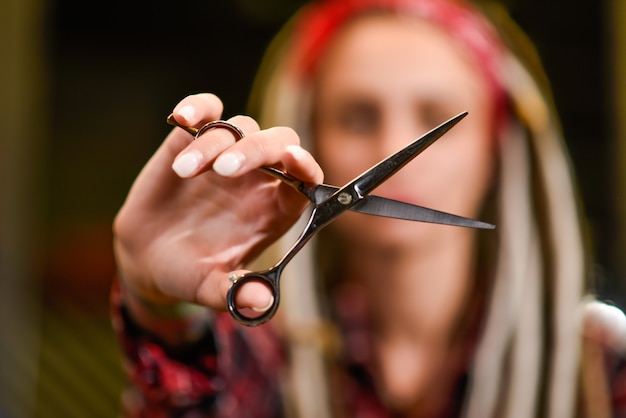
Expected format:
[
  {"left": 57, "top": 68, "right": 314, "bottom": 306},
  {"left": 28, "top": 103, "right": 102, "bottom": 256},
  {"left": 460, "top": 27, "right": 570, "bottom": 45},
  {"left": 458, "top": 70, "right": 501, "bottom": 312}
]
[
  {"left": 213, "top": 152, "right": 244, "bottom": 176},
  {"left": 251, "top": 295, "right": 274, "bottom": 313},
  {"left": 172, "top": 150, "right": 203, "bottom": 177},
  {"left": 178, "top": 105, "right": 196, "bottom": 122}
]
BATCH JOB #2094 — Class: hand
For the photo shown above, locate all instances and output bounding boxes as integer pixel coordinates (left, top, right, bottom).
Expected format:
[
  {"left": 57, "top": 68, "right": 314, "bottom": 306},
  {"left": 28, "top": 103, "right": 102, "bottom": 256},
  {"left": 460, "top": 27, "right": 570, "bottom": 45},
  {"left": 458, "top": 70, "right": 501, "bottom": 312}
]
[{"left": 113, "top": 93, "right": 323, "bottom": 314}]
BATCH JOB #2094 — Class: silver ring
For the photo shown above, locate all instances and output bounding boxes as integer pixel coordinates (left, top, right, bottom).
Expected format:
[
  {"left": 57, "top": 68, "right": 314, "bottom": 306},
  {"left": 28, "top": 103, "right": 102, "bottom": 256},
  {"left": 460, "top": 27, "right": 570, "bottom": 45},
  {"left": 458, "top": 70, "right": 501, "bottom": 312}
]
[{"left": 195, "top": 120, "right": 245, "bottom": 141}]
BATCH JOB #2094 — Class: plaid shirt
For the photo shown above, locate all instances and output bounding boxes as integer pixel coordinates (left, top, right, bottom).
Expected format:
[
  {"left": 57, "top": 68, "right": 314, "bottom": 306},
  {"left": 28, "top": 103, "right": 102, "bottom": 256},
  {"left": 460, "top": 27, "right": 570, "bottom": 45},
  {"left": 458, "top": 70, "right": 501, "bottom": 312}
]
[
  {"left": 111, "top": 283, "right": 288, "bottom": 418},
  {"left": 111, "top": 281, "right": 402, "bottom": 418},
  {"left": 111, "top": 282, "right": 626, "bottom": 418}
]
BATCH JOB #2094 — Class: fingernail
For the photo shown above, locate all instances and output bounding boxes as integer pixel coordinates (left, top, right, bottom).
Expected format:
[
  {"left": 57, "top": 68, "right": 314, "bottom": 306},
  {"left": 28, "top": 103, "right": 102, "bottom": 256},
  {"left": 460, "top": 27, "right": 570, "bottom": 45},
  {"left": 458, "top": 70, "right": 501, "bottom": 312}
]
[
  {"left": 251, "top": 295, "right": 274, "bottom": 313},
  {"left": 178, "top": 105, "right": 196, "bottom": 122},
  {"left": 213, "top": 152, "right": 244, "bottom": 176},
  {"left": 286, "top": 145, "right": 308, "bottom": 161},
  {"left": 172, "top": 150, "right": 203, "bottom": 177}
]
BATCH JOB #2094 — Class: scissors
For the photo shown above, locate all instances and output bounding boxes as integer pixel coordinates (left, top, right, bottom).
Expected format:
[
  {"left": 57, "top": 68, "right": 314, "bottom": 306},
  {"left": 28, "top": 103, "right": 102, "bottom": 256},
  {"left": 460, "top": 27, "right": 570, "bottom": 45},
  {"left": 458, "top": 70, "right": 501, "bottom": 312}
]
[{"left": 167, "top": 112, "right": 495, "bottom": 326}]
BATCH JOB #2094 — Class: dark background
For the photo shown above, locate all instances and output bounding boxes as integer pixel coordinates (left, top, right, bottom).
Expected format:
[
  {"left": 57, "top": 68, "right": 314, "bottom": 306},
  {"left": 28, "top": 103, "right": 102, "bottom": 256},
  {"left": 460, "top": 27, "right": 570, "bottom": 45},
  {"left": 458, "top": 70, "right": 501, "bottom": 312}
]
[{"left": 25, "top": 0, "right": 620, "bottom": 416}]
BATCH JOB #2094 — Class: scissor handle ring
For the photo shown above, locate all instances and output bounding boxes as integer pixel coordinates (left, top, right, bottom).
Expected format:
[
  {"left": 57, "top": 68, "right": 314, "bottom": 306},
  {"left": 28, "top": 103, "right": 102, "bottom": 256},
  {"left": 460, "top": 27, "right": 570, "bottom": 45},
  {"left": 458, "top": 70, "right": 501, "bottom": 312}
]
[
  {"left": 195, "top": 120, "right": 245, "bottom": 141},
  {"left": 226, "top": 272, "right": 280, "bottom": 327}
]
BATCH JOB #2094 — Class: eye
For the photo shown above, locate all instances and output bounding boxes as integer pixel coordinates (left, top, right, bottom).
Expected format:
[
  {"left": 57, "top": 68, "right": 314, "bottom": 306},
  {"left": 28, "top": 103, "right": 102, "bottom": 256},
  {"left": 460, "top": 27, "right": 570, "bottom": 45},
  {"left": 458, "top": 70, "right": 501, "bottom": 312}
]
[
  {"left": 335, "top": 101, "right": 380, "bottom": 136},
  {"left": 417, "top": 101, "right": 454, "bottom": 130}
]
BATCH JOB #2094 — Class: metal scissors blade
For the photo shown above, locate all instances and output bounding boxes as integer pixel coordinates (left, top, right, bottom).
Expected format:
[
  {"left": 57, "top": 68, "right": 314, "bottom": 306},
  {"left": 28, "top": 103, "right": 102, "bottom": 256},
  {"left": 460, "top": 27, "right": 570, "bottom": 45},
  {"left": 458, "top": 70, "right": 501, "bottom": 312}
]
[
  {"left": 351, "top": 196, "right": 495, "bottom": 229},
  {"left": 344, "top": 112, "right": 467, "bottom": 199},
  {"left": 260, "top": 169, "right": 494, "bottom": 229}
]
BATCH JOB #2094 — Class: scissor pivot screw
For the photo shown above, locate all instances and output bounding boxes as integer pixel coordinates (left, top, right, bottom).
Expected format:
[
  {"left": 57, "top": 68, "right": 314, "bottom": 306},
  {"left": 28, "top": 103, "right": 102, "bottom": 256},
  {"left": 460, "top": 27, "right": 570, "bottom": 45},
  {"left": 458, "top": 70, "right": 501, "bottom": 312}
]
[{"left": 337, "top": 192, "right": 353, "bottom": 205}]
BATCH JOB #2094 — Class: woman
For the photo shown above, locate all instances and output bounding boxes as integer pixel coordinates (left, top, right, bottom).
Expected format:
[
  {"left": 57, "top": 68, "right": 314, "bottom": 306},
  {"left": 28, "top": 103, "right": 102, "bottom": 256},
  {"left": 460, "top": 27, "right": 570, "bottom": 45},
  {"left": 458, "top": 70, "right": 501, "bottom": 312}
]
[{"left": 111, "top": 0, "right": 626, "bottom": 416}]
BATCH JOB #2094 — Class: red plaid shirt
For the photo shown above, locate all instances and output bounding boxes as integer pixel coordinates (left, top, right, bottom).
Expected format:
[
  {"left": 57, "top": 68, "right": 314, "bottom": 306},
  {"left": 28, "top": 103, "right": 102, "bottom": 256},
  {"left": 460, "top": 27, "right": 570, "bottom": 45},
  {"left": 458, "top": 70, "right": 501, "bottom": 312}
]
[
  {"left": 111, "top": 283, "right": 289, "bottom": 418},
  {"left": 111, "top": 282, "right": 626, "bottom": 418}
]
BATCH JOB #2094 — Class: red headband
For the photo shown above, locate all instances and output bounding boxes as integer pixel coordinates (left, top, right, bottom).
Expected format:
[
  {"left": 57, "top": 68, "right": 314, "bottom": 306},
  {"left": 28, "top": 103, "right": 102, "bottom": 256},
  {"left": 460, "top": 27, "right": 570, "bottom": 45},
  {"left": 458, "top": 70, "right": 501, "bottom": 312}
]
[{"left": 291, "top": 0, "right": 507, "bottom": 128}]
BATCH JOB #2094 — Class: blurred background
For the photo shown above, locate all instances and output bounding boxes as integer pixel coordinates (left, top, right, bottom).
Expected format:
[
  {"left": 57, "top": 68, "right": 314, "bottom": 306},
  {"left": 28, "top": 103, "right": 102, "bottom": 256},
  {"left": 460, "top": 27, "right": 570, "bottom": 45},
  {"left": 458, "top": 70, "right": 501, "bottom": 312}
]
[{"left": 0, "top": 0, "right": 624, "bottom": 416}]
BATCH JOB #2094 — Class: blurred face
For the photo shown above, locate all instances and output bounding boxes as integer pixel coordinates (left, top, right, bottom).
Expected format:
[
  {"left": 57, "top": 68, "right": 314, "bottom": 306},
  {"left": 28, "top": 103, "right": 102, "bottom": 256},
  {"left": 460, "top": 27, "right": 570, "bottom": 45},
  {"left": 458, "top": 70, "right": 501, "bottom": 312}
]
[
  {"left": 311, "top": 14, "right": 498, "bottom": 410},
  {"left": 313, "top": 14, "right": 496, "bottom": 253}
]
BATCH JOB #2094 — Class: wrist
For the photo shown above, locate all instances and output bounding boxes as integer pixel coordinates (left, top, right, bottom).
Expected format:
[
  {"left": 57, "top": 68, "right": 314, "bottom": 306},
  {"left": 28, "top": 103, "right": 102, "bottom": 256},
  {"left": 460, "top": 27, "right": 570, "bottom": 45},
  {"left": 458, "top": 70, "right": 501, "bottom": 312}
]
[
  {"left": 115, "top": 277, "right": 213, "bottom": 347},
  {"left": 123, "top": 283, "right": 196, "bottom": 318}
]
